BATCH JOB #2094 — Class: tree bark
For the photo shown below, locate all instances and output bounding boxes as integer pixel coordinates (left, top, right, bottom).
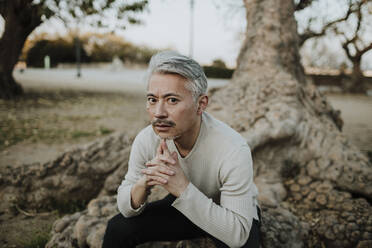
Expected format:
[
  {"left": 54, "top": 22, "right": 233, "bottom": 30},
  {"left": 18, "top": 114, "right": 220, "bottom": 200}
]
[
  {"left": 0, "top": 133, "right": 133, "bottom": 211},
  {"left": 0, "top": 0, "right": 42, "bottom": 99},
  {"left": 343, "top": 58, "right": 367, "bottom": 94},
  {"left": 208, "top": 0, "right": 371, "bottom": 247}
]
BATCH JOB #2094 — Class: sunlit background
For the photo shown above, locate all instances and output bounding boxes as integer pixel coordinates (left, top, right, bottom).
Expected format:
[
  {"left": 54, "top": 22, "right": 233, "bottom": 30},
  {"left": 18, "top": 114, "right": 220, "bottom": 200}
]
[
  {"left": 1, "top": 1, "right": 372, "bottom": 247},
  {"left": 1, "top": 0, "right": 371, "bottom": 69}
]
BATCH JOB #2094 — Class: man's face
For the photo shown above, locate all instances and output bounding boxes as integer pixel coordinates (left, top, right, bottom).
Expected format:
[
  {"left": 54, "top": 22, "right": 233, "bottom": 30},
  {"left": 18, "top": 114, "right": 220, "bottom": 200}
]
[{"left": 146, "top": 72, "right": 199, "bottom": 140}]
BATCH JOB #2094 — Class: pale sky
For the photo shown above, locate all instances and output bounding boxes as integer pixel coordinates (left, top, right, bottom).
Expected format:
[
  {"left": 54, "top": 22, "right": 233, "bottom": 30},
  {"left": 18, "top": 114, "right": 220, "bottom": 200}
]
[
  {"left": 1, "top": 0, "right": 371, "bottom": 69},
  {"left": 16, "top": 0, "right": 246, "bottom": 68},
  {"left": 117, "top": 0, "right": 245, "bottom": 68}
]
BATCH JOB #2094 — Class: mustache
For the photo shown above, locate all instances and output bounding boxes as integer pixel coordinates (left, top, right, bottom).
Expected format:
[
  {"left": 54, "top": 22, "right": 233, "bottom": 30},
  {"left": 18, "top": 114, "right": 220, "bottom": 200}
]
[{"left": 151, "top": 119, "right": 176, "bottom": 127}]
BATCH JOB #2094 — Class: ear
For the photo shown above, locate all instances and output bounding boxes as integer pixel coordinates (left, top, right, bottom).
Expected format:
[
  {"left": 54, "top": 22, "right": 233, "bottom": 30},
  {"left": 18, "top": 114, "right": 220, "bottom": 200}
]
[{"left": 197, "top": 95, "right": 208, "bottom": 115}]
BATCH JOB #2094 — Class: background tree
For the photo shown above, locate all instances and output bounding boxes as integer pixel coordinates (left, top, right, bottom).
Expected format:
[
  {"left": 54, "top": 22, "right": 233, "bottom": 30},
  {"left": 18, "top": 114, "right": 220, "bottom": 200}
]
[
  {"left": 300, "top": 38, "right": 349, "bottom": 70},
  {"left": 203, "top": 58, "right": 234, "bottom": 79},
  {"left": 208, "top": 0, "right": 371, "bottom": 246},
  {"left": 211, "top": 58, "right": 227, "bottom": 69},
  {"left": 22, "top": 32, "right": 159, "bottom": 66},
  {"left": 0, "top": 0, "right": 148, "bottom": 100},
  {"left": 81, "top": 32, "right": 159, "bottom": 64},
  {"left": 296, "top": 0, "right": 372, "bottom": 93},
  {"left": 26, "top": 38, "right": 90, "bottom": 67},
  {"left": 214, "top": 0, "right": 372, "bottom": 93}
]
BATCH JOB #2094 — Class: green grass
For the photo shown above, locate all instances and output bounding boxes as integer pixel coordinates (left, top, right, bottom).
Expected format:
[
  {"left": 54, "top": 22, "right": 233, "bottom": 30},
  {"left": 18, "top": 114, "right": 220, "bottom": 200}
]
[
  {"left": 0, "top": 114, "right": 114, "bottom": 150},
  {"left": 70, "top": 126, "right": 113, "bottom": 139},
  {"left": 99, "top": 126, "right": 114, "bottom": 135},
  {"left": 21, "top": 232, "right": 50, "bottom": 248},
  {"left": 0, "top": 90, "right": 146, "bottom": 151},
  {"left": 70, "top": 130, "right": 95, "bottom": 139}
]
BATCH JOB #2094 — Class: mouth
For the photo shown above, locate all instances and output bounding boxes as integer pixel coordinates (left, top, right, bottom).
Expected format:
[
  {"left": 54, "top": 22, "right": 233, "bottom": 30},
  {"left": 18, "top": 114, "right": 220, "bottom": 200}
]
[
  {"left": 154, "top": 124, "right": 172, "bottom": 132},
  {"left": 151, "top": 119, "right": 175, "bottom": 132}
]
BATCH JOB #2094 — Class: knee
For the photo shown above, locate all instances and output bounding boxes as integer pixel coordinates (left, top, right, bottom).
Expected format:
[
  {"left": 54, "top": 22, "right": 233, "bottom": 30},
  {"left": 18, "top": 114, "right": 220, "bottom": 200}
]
[
  {"left": 103, "top": 213, "right": 141, "bottom": 247},
  {"left": 107, "top": 213, "right": 126, "bottom": 228},
  {"left": 106, "top": 214, "right": 123, "bottom": 233},
  {"left": 105, "top": 213, "right": 133, "bottom": 237}
]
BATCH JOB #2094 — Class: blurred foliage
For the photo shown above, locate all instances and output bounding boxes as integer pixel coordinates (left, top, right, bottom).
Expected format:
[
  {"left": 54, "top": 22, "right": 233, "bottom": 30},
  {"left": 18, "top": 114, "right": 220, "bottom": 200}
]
[
  {"left": 26, "top": 38, "right": 90, "bottom": 67},
  {"left": 82, "top": 32, "right": 160, "bottom": 64},
  {"left": 21, "top": 0, "right": 149, "bottom": 31},
  {"left": 211, "top": 59, "right": 228, "bottom": 69},
  {"left": 203, "top": 67, "right": 234, "bottom": 79},
  {"left": 24, "top": 32, "right": 160, "bottom": 67},
  {"left": 203, "top": 59, "right": 234, "bottom": 79},
  {"left": 0, "top": 0, "right": 149, "bottom": 98}
]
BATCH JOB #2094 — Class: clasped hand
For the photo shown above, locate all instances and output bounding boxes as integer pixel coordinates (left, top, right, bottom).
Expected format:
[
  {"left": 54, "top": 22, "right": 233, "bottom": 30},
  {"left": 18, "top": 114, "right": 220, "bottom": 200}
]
[{"left": 141, "top": 139, "right": 189, "bottom": 197}]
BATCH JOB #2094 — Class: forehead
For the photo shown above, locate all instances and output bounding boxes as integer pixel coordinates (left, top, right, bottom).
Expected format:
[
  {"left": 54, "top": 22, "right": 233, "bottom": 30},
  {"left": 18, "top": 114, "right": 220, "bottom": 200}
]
[{"left": 147, "top": 73, "right": 191, "bottom": 96}]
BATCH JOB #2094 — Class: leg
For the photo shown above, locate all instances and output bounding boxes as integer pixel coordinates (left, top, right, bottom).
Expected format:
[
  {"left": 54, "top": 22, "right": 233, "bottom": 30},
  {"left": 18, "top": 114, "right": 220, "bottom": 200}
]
[
  {"left": 211, "top": 207, "right": 261, "bottom": 248},
  {"left": 240, "top": 218, "right": 261, "bottom": 248},
  {"left": 102, "top": 194, "right": 206, "bottom": 248}
]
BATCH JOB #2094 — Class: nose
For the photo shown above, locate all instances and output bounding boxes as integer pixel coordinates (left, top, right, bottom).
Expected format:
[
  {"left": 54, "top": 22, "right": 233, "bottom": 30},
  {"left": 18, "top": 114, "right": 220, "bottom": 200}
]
[{"left": 154, "top": 101, "right": 168, "bottom": 118}]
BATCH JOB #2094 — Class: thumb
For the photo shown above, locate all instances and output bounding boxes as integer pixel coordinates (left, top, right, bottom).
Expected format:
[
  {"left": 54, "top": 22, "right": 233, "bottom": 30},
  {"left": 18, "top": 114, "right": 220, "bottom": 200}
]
[
  {"left": 162, "top": 139, "right": 171, "bottom": 156},
  {"left": 171, "top": 151, "right": 178, "bottom": 161},
  {"left": 157, "top": 140, "right": 163, "bottom": 155}
]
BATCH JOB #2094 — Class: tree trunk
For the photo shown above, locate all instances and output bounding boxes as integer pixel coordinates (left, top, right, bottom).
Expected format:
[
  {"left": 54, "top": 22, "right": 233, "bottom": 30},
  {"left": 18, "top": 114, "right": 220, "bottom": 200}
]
[
  {"left": 208, "top": 0, "right": 371, "bottom": 247},
  {"left": 347, "top": 59, "right": 367, "bottom": 94},
  {"left": 0, "top": 1, "right": 42, "bottom": 99}
]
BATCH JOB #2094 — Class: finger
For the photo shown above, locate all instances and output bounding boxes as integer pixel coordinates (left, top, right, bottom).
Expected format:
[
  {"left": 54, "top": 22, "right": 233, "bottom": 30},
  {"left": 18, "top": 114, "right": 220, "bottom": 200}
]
[
  {"left": 142, "top": 168, "right": 172, "bottom": 179},
  {"left": 157, "top": 140, "right": 163, "bottom": 156},
  {"left": 161, "top": 139, "right": 171, "bottom": 157},
  {"left": 146, "top": 158, "right": 166, "bottom": 167},
  {"left": 171, "top": 151, "right": 178, "bottom": 162},
  {"left": 146, "top": 160, "right": 157, "bottom": 167},
  {"left": 158, "top": 154, "right": 176, "bottom": 165},
  {"left": 147, "top": 180, "right": 163, "bottom": 186},
  {"left": 145, "top": 175, "right": 168, "bottom": 184},
  {"left": 157, "top": 164, "right": 175, "bottom": 175},
  {"left": 144, "top": 164, "right": 175, "bottom": 176}
]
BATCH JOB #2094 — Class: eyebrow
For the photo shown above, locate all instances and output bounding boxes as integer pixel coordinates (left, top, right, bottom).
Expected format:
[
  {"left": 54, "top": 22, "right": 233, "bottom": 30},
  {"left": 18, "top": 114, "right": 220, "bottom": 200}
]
[{"left": 146, "top": 93, "right": 182, "bottom": 98}]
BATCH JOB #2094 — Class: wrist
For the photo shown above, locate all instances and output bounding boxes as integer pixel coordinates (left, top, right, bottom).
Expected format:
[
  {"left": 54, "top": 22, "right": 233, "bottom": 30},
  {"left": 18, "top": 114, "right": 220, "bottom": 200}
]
[
  {"left": 177, "top": 181, "right": 190, "bottom": 198},
  {"left": 131, "top": 179, "right": 150, "bottom": 209},
  {"left": 137, "top": 175, "right": 152, "bottom": 191}
]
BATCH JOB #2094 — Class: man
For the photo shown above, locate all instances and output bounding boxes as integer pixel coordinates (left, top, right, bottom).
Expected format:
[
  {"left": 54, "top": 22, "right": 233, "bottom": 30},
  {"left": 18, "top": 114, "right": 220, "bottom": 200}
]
[{"left": 103, "top": 51, "right": 260, "bottom": 248}]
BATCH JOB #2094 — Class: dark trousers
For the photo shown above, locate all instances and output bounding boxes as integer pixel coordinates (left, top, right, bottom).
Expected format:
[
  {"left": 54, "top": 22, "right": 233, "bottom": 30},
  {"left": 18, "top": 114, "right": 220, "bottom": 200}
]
[{"left": 102, "top": 194, "right": 260, "bottom": 248}]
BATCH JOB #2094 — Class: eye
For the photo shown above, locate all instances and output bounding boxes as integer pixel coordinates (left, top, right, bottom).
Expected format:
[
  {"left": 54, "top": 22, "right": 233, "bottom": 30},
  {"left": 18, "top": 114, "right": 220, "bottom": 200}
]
[
  {"left": 147, "top": 97, "right": 157, "bottom": 104},
  {"left": 168, "top": 98, "right": 179, "bottom": 104}
]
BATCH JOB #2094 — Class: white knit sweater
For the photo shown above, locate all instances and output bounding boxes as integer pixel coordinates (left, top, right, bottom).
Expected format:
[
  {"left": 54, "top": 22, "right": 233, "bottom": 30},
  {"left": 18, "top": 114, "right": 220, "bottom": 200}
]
[{"left": 117, "top": 112, "right": 259, "bottom": 248}]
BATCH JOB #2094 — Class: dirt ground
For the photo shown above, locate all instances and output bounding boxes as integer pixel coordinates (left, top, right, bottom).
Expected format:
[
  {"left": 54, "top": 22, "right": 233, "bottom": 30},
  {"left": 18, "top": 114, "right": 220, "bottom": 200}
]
[
  {"left": 326, "top": 93, "right": 372, "bottom": 153},
  {"left": 0, "top": 89, "right": 149, "bottom": 166},
  {"left": 0, "top": 85, "right": 371, "bottom": 247},
  {"left": 0, "top": 88, "right": 149, "bottom": 248}
]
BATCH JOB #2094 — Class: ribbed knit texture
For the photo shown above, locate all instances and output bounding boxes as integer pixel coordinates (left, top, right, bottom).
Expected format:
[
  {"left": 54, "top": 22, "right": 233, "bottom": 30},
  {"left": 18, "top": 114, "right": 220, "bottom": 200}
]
[{"left": 117, "top": 112, "right": 259, "bottom": 248}]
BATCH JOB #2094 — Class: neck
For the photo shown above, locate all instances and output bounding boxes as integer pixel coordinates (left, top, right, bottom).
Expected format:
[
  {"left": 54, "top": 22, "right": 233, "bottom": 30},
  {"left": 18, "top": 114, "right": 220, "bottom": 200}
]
[{"left": 174, "top": 115, "right": 202, "bottom": 156}]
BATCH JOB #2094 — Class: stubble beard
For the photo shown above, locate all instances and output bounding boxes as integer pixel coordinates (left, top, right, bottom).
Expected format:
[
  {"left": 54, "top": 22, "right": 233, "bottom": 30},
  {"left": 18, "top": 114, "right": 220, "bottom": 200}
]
[
  {"left": 151, "top": 118, "right": 180, "bottom": 140},
  {"left": 156, "top": 133, "right": 181, "bottom": 141}
]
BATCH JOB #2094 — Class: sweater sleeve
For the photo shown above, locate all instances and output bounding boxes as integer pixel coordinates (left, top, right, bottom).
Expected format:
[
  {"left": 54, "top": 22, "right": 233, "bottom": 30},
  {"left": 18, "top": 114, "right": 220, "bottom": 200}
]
[
  {"left": 117, "top": 130, "right": 153, "bottom": 217},
  {"left": 171, "top": 145, "right": 257, "bottom": 248}
]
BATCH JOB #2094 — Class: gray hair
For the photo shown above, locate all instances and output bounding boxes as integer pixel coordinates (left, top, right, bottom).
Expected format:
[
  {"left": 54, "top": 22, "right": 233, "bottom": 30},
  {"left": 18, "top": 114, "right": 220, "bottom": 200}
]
[{"left": 146, "top": 51, "right": 208, "bottom": 101}]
